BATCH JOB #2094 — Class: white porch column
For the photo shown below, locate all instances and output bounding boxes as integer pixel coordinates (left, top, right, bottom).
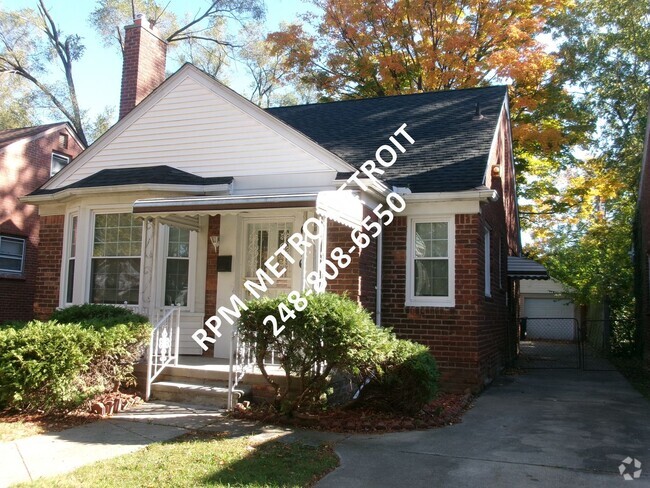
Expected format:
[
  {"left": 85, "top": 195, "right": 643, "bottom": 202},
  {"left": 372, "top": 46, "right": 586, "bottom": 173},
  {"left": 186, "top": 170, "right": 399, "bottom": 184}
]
[{"left": 140, "top": 218, "right": 158, "bottom": 319}]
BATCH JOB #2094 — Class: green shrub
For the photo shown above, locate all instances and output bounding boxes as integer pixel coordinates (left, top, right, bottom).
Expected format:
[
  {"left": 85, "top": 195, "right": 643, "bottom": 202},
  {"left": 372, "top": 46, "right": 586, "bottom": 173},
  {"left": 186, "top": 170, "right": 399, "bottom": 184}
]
[
  {"left": 239, "top": 292, "right": 385, "bottom": 412},
  {"left": 0, "top": 305, "right": 150, "bottom": 413},
  {"left": 50, "top": 303, "right": 148, "bottom": 329},
  {"left": 238, "top": 292, "right": 439, "bottom": 415},
  {"left": 358, "top": 339, "right": 440, "bottom": 414}
]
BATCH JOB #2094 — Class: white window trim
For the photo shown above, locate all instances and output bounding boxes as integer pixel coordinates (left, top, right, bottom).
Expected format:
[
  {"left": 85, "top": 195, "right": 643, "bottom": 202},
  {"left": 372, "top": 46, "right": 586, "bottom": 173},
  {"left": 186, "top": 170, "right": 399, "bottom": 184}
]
[
  {"left": 50, "top": 152, "right": 70, "bottom": 176},
  {"left": 64, "top": 213, "right": 78, "bottom": 304},
  {"left": 154, "top": 224, "right": 198, "bottom": 311},
  {"left": 406, "top": 216, "right": 455, "bottom": 307},
  {"left": 0, "top": 235, "right": 26, "bottom": 274},
  {"left": 86, "top": 210, "right": 145, "bottom": 306},
  {"left": 484, "top": 226, "right": 491, "bottom": 298}
]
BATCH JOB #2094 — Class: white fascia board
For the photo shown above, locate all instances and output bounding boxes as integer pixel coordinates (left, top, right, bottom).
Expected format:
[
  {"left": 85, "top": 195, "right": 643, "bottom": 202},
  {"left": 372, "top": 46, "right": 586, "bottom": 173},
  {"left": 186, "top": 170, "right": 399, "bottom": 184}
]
[
  {"left": 483, "top": 100, "right": 507, "bottom": 185},
  {"left": 21, "top": 183, "right": 232, "bottom": 204}
]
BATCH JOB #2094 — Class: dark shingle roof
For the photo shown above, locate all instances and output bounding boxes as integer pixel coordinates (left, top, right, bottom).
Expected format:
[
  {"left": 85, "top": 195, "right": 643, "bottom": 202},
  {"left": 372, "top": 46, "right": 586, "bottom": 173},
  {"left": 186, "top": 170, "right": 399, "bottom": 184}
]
[
  {"left": 266, "top": 85, "right": 507, "bottom": 193},
  {"left": 30, "top": 165, "right": 233, "bottom": 195},
  {"left": 0, "top": 122, "right": 68, "bottom": 150}
]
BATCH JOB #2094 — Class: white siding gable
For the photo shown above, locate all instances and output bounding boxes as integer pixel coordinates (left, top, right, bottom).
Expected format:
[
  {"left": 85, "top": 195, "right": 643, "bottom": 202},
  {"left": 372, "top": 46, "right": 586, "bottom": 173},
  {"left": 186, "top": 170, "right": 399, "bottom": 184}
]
[{"left": 44, "top": 66, "right": 353, "bottom": 192}]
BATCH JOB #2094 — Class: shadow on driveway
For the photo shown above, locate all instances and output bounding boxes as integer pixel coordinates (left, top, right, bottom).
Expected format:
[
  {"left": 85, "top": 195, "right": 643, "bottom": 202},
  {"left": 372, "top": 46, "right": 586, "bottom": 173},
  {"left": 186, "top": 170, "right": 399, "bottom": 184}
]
[{"left": 318, "top": 369, "right": 650, "bottom": 487}]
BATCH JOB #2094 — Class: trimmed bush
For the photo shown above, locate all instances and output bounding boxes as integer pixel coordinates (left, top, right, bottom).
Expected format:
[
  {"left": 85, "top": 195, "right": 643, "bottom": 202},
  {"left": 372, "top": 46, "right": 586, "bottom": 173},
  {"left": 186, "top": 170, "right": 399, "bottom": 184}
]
[
  {"left": 0, "top": 305, "right": 150, "bottom": 413},
  {"left": 50, "top": 303, "right": 149, "bottom": 329},
  {"left": 358, "top": 339, "right": 440, "bottom": 414},
  {"left": 238, "top": 292, "right": 439, "bottom": 415}
]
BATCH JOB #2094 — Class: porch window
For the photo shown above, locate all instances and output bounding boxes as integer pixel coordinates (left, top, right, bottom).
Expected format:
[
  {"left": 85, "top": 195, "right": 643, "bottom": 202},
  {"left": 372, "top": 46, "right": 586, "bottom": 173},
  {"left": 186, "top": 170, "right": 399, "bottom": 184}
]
[
  {"left": 90, "top": 213, "right": 142, "bottom": 304},
  {"left": 65, "top": 215, "right": 77, "bottom": 303},
  {"left": 0, "top": 235, "right": 25, "bottom": 274},
  {"left": 406, "top": 217, "right": 455, "bottom": 307},
  {"left": 164, "top": 227, "right": 190, "bottom": 306}
]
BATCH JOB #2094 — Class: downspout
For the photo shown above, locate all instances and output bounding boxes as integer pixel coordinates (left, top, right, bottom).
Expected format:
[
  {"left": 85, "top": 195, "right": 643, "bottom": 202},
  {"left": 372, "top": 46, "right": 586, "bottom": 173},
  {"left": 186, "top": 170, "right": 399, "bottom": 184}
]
[{"left": 376, "top": 231, "right": 383, "bottom": 326}]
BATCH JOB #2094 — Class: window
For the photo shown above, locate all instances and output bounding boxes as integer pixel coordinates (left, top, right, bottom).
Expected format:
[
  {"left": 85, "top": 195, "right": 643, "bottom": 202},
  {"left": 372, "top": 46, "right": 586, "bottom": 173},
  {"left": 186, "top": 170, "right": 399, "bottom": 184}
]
[
  {"left": 407, "top": 218, "right": 454, "bottom": 307},
  {"left": 59, "top": 133, "right": 69, "bottom": 149},
  {"left": 0, "top": 235, "right": 25, "bottom": 274},
  {"left": 65, "top": 215, "right": 77, "bottom": 303},
  {"left": 484, "top": 227, "right": 491, "bottom": 297},
  {"left": 90, "top": 213, "right": 142, "bottom": 304},
  {"left": 51, "top": 153, "right": 70, "bottom": 175},
  {"left": 165, "top": 227, "right": 190, "bottom": 306}
]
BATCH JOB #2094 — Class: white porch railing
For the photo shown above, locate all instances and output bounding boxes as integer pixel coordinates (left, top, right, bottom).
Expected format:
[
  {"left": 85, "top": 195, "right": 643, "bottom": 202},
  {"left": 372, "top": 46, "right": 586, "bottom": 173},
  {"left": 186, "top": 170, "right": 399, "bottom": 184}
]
[
  {"left": 227, "top": 326, "right": 256, "bottom": 410},
  {"left": 227, "top": 326, "right": 283, "bottom": 410},
  {"left": 145, "top": 306, "right": 181, "bottom": 400}
]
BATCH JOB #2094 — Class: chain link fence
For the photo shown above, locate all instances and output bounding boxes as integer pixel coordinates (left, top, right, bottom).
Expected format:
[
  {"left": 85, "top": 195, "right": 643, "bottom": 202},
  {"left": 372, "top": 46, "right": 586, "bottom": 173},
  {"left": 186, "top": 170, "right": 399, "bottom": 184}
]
[{"left": 518, "top": 318, "right": 581, "bottom": 369}]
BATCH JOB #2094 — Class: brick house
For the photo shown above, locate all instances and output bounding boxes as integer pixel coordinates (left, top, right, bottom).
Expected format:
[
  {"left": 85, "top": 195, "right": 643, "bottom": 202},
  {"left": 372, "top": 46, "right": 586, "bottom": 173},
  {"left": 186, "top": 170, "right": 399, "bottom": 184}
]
[
  {"left": 0, "top": 123, "right": 84, "bottom": 322},
  {"left": 635, "top": 104, "right": 650, "bottom": 368},
  {"left": 24, "top": 17, "right": 540, "bottom": 392}
]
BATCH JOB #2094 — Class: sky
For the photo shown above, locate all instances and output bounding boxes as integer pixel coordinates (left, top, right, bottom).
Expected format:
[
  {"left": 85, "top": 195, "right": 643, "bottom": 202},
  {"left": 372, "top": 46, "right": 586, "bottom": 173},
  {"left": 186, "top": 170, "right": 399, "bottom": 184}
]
[{"left": 1, "top": 0, "right": 314, "bottom": 124}]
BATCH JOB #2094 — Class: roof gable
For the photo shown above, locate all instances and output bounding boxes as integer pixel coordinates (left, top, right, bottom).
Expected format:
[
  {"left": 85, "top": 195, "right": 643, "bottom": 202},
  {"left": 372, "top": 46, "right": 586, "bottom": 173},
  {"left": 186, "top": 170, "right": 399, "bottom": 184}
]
[
  {"left": 267, "top": 86, "right": 507, "bottom": 193},
  {"left": 43, "top": 65, "right": 355, "bottom": 191},
  {"left": 0, "top": 122, "right": 82, "bottom": 151}
]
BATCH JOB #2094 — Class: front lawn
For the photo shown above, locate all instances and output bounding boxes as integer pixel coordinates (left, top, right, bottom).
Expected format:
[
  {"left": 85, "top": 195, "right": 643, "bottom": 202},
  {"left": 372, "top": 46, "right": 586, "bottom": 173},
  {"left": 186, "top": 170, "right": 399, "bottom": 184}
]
[
  {"left": 0, "top": 413, "right": 94, "bottom": 442},
  {"left": 16, "top": 431, "right": 339, "bottom": 487}
]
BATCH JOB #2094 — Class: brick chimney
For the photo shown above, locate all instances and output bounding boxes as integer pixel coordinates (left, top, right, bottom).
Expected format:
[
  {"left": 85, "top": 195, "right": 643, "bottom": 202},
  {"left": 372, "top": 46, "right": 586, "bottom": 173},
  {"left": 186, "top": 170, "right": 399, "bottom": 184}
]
[{"left": 119, "top": 15, "right": 167, "bottom": 119}]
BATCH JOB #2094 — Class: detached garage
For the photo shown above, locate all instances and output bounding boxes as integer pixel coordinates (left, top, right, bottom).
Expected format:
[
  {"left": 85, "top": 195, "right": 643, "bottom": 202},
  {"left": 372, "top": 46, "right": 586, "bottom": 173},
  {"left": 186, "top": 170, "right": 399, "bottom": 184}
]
[{"left": 520, "top": 278, "right": 579, "bottom": 340}]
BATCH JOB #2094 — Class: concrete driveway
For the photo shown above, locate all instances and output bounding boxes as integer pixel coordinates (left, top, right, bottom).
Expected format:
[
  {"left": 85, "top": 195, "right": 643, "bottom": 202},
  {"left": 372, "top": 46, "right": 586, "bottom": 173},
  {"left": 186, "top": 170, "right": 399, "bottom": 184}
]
[{"left": 318, "top": 369, "right": 650, "bottom": 487}]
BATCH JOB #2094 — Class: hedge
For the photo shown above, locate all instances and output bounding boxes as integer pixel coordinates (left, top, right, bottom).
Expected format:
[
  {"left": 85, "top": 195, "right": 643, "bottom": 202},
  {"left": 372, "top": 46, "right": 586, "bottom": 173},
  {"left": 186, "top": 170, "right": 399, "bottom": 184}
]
[{"left": 0, "top": 305, "right": 151, "bottom": 413}]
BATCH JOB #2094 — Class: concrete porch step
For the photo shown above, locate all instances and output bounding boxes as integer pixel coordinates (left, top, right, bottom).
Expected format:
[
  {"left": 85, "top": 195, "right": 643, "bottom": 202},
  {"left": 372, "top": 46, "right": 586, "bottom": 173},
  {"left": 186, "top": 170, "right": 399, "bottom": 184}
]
[{"left": 150, "top": 381, "right": 250, "bottom": 409}]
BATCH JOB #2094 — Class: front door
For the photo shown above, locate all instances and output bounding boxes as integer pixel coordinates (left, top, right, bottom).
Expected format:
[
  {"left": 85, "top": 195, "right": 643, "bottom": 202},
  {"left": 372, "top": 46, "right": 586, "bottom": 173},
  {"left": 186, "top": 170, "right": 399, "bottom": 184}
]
[{"left": 242, "top": 219, "right": 295, "bottom": 298}]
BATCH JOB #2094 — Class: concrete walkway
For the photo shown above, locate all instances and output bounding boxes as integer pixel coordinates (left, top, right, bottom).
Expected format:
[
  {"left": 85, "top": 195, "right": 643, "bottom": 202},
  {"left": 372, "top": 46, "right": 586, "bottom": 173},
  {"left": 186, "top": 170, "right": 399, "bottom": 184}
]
[
  {"left": 317, "top": 369, "right": 650, "bottom": 487},
  {"left": 0, "top": 402, "right": 275, "bottom": 487}
]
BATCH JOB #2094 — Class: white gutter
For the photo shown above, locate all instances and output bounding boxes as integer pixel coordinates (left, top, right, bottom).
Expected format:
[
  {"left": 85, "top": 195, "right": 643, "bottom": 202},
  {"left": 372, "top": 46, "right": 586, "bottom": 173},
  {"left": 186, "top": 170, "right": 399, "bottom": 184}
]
[
  {"left": 20, "top": 183, "right": 232, "bottom": 204},
  {"left": 404, "top": 188, "right": 499, "bottom": 203},
  {"left": 376, "top": 231, "right": 383, "bottom": 327}
]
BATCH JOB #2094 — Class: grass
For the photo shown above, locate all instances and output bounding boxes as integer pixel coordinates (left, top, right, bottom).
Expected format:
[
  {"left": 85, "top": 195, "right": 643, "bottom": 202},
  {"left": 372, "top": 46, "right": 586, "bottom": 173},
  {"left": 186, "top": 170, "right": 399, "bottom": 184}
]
[
  {"left": 15, "top": 431, "right": 339, "bottom": 487},
  {"left": 611, "top": 356, "right": 650, "bottom": 401},
  {"left": 0, "top": 413, "right": 94, "bottom": 442},
  {"left": 0, "top": 419, "right": 45, "bottom": 442}
]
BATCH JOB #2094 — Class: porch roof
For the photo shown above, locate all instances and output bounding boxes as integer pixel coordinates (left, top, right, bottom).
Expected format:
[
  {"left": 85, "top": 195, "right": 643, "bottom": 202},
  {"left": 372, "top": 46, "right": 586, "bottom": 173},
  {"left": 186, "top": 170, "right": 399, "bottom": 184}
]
[
  {"left": 507, "top": 256, "right": 549, "bottom": 280},
  {"left": 132, "top": 193, "right": 318, "bottom": 216}
]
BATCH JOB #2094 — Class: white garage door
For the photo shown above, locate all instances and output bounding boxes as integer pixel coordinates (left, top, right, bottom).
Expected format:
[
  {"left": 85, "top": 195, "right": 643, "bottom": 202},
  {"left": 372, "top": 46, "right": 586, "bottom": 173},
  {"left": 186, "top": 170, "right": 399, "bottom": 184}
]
[{"left": 523, "top": 298, "right": 575, "bottom": 340}]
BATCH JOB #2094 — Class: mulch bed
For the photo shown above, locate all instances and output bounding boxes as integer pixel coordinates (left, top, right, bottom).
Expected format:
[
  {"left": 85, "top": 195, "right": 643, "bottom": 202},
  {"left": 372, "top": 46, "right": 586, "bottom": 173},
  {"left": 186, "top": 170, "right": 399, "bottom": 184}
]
[{"left": 231, "top": 393, "right": 474, "bottom": 433}]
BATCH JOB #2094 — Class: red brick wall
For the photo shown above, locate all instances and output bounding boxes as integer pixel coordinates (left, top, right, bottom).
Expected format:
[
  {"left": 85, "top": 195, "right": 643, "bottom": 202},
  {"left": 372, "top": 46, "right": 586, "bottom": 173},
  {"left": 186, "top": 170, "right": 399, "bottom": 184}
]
[
  {"left": 326, "top": 213, "right": 377, "bottom": 314},
  {"left": 381, "top": 211, "right": 514, "bottom": 392},
  {"left": 119, "top": 17, "right": 167, "bottom": 119},
  {"left": 0, "top": 127, "right": 83, "bottom": 322},
  {"left": 33, "top": 215, "right": 65, "bottom": 319},
  {"left": 202, "top": 215, "right": 220, "bottom": 356}
]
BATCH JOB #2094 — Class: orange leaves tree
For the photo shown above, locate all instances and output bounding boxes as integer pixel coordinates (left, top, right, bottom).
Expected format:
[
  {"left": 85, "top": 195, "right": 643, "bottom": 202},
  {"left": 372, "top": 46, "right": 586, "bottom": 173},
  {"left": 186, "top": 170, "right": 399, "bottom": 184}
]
[{"left": 267, "top": 0, "right": 584, "bottom": 225}]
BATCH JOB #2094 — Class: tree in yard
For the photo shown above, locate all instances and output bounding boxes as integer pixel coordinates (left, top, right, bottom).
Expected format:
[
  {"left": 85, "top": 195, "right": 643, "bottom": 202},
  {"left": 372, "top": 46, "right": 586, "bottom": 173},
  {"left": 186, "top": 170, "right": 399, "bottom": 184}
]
[
  {"left": 524, "top": 0, "right": 649, "bottom": 344},
  {"left": 0, "top": 0, "right": 265, "bottom": 144}
]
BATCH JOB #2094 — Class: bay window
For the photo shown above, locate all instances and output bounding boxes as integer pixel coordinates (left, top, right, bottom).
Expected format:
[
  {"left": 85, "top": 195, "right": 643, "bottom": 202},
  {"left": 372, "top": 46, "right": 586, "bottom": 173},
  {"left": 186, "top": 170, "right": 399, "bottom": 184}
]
[{"left": 90, "top": 213, "right": 142, "bottom": 304}]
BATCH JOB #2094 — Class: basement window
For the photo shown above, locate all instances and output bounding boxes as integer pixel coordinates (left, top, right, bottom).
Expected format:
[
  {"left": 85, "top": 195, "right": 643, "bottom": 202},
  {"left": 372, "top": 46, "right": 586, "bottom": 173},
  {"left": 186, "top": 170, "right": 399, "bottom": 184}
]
[{"left": 51, "top": 152, "right": 70, "bottom": 176}]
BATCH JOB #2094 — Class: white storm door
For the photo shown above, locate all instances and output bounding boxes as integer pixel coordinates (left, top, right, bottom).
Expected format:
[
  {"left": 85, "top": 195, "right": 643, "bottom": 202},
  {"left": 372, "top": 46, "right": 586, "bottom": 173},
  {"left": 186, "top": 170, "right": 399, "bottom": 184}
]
[{"left": 242, "top": 220, "right": 294, "bottom": 298}]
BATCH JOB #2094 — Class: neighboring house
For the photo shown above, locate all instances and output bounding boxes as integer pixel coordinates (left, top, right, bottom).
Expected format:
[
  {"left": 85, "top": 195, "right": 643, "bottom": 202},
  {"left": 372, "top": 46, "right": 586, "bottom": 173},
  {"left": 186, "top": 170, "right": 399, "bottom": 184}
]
[
  {"left": 0, "top": 123, "right": 84, "bottom": 322},
  {"left": 635, "top": 103, "right": 650, "bottom": 367},
  {"left": 519, "top": 278, "right": 578, "bottom": 340},
  {"left": 23, "top": 17, "right": 540, "bottom": 392}
]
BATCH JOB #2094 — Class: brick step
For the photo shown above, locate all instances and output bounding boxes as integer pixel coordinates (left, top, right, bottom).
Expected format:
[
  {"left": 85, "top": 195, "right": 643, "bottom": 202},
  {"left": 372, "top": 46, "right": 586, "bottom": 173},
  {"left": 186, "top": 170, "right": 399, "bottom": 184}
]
[{"left": 150, "top": 381, "right": 250, "bottom": 409}]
